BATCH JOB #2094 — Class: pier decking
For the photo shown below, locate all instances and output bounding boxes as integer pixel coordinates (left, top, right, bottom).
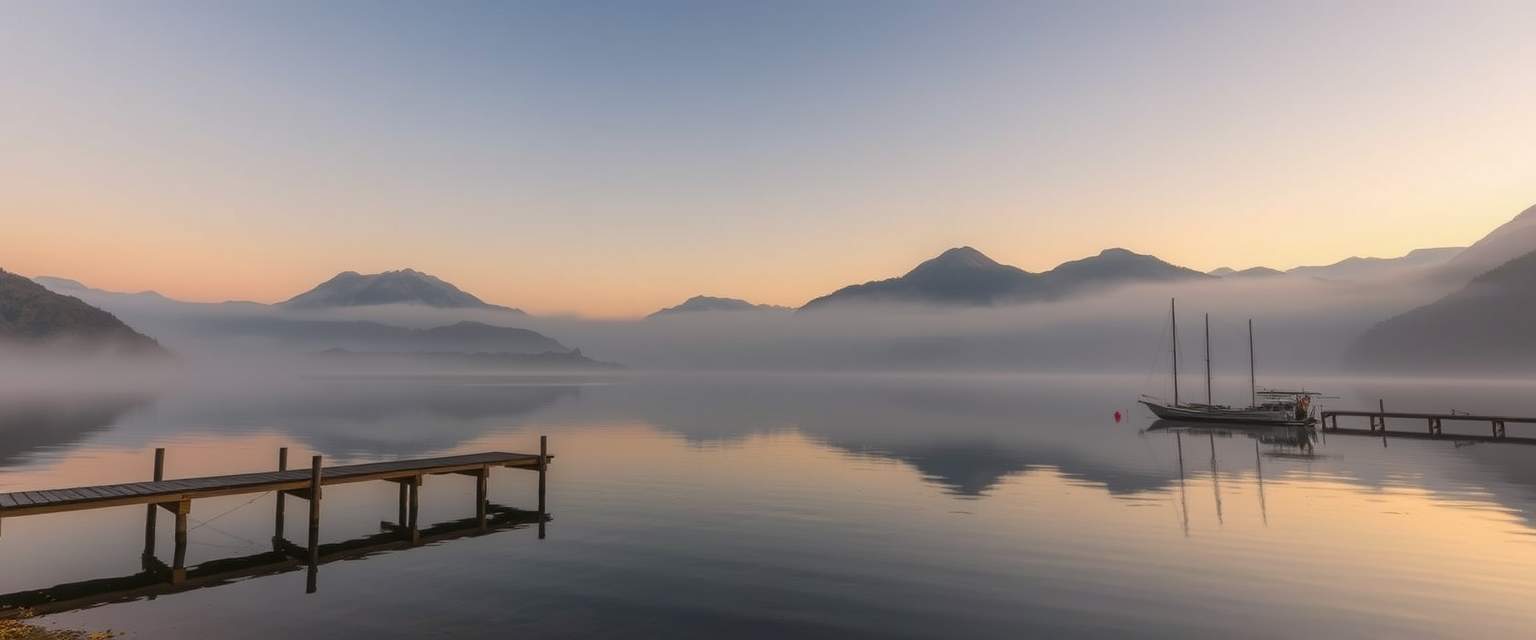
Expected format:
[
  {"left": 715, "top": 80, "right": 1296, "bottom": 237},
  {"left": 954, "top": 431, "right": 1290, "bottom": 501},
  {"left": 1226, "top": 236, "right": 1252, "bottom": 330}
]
[
  {"left": 1322, "top": 409, "right": 1536, "bottom": 444},
  {"left": 0, "top": 440, "right": 551, "bottom": 591},
  {"left": 0, "top": 451, "right": 545, "bottom": 518}
]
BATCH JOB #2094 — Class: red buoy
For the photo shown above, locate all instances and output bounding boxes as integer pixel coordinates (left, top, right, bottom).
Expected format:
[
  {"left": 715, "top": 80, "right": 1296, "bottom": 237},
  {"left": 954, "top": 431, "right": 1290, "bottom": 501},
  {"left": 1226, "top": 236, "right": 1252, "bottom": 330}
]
[{"left": 1114, "top": 410, "right": 1122, "bottom": 423}]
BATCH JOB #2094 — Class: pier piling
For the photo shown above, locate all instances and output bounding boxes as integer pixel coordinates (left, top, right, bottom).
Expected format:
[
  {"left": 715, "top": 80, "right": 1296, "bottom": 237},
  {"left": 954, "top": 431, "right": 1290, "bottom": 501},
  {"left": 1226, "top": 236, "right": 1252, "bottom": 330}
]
[
  {"left": 273, "top": 447, "right": 288, "bottom": 547},
  {"left": 143, "top": 448, "right": 164, "bottom": 559}
]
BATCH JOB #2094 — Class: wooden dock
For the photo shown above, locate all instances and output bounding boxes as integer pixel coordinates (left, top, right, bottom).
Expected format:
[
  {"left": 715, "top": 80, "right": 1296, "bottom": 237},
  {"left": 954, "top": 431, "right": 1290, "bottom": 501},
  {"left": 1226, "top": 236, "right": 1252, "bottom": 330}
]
[
  {"left": 1322, "top": 409, "right": 1536, "bottom": 444},
  {"left": 0, "top": 439, "right": 551, "bottom": 587}
]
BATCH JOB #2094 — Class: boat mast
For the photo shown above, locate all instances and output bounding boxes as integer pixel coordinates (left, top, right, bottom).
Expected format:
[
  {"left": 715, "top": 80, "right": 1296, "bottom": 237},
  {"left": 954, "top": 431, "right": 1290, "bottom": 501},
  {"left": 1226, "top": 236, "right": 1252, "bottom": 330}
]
[
  {"left": 1171, "top": 299, "right": 1180, "bottom": 405},
  {"left": 1204, "top": 313, "right": 1212, "bottom": 406},
  {"left": 1248, "top": 319, "right": 1256, "bottom": 409}
]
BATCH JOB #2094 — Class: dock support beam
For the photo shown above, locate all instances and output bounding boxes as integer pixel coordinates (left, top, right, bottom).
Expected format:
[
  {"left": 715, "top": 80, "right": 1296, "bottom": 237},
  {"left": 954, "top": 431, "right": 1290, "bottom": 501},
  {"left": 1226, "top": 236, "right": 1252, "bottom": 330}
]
[
  {"left": 475, "top": 466, "right": 489, "bottom": 530},
  {"left": 408, "top": 475, "right": 421, "bottom": 545},
  {"left": 143, "top": 448, "right": 164, "bottom": 559},
  {"left": 159, "top": 499, "right": 191, "bottom": 584},
  {"left": 385, "top": 475, "right": 422, "bottom": 543},
  {"left": 273, "top": 447, "right": 288, "bottom": 548},
  {"left": 539, "top": 435, "right": 548, "bottom": 540},
  {"left": 397, "top": 481, "right": 409, "bottom": 532},
  {"left": 306, "top": 456, "right": 322, "bottom": 566}
]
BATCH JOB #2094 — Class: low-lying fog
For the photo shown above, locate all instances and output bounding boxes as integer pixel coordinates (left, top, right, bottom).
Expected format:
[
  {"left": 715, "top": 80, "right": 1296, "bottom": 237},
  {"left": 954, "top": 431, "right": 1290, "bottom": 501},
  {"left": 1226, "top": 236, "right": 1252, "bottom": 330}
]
[{"left": 16, "top": 269, "right": 1469, "bottom": 390}]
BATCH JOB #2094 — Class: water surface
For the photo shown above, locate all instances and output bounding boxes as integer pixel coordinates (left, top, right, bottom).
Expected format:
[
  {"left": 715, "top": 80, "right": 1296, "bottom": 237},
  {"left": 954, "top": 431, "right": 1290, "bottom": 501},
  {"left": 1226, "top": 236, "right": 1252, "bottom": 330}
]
[{"left": 3, "top": 373, "right": 1536, "bottom": 638}]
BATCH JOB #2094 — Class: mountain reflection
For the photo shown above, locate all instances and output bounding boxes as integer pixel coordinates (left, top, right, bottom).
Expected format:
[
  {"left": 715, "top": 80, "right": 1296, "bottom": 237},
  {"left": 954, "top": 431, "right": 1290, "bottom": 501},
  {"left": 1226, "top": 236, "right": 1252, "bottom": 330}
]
[
  {"left": 101, "top": 378, "right": 585, "bottom": 458},
  {"left": 8, "top": 375, "right": 1536, "bottom": 519},
  {"left": 0, "top": 393, "right": 152, "bottom": 467}
]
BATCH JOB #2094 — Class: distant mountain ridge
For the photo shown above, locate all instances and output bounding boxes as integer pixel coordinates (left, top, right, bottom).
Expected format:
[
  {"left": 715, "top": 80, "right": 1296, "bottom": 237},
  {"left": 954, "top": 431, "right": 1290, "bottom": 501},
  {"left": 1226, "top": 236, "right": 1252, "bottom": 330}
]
[
  {"left": 649, "top": 296, "right": 790, "bottom": 318},
  {"left": 1434, "top": 204, "right": 1536, "bottom": 283},
  {"left": 801, "top": 247, "right": 1209, "bottom": 309},
  {"left": 1287, "top": 247, "right": 1464, "bottom": 281},
  {"left": 281, "top": 269, "right": 521, "bottom": 312},
  {"left": 1350, "top": 246, "right": 1536, "bottom": 372},
  {"left": 0, "top": 268, "right": 168, "bottom": 355},
  {"left": 1210, "top": 266, "right": 1284, "bottom": 278}
]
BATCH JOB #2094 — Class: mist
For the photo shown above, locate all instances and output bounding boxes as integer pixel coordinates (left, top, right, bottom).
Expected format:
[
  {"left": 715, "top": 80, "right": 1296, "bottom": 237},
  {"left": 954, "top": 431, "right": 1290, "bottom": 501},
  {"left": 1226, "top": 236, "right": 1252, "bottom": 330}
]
[{"left": 27, "top": 267, "right": 1466, "bottom": 383}]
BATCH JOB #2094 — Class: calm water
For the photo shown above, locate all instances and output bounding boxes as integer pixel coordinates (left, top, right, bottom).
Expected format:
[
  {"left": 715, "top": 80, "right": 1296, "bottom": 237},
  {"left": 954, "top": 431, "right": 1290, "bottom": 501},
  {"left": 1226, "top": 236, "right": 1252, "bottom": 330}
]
[{"left": 4, "top": 373, "right": 1536, "bottom": 638}]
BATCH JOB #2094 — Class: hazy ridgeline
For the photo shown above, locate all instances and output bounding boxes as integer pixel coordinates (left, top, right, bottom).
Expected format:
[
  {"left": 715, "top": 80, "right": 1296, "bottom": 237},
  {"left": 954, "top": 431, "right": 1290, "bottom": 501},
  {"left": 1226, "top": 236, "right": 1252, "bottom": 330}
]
[
  {"left": 11, "top": 268, "right": 1452, "bottom": 385},
  {"left": 561, "top": 277, "right": 1441, "bottom": 373}
]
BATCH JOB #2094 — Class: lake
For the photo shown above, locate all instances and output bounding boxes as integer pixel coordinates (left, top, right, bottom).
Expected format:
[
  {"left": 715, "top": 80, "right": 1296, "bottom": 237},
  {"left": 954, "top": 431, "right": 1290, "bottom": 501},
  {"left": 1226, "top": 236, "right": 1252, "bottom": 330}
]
[{"left": 3, "top": 372, "right": 1536, "bottom": 638}]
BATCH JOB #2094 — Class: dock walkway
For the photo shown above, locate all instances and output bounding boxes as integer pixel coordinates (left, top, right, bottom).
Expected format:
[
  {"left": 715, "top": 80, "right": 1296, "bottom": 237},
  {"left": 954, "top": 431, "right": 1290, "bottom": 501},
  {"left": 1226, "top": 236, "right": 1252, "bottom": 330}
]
[
  {"left": 0, "top": 451, "right": 543, "bottom": 517},
  {"left": 0, "top": 440, "right": 551, "bottom": 589},
  {"left": 1322, "top": 409, "right": 1536, "bottom": 444}
]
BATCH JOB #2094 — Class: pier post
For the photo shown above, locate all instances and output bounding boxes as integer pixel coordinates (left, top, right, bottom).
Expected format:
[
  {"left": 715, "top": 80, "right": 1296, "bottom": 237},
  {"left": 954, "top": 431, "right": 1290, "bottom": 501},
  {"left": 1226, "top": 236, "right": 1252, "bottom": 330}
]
[
  {"left": 407, "top": 475, "right": 421, "bottom": 545},
  {"left": 274, "top": 447, "right": 288, "bottom": 547},
  {"left": 307, "top": 456, "right": 322, "bottom": 566},
  {"left": 397, "top": 481, "right": 409, "bottom": 531},
  {"left": 170, "top": 499, "right": 190, "bottom": 584},
  {"left": 538, "top": 435, "right": 548, "bottom": 540},
  {"left": 143, "top": 448, "right": 164, "bottom": 559},
  {"left": 475, "top": 465, "right": 489, "bottom": 530}
]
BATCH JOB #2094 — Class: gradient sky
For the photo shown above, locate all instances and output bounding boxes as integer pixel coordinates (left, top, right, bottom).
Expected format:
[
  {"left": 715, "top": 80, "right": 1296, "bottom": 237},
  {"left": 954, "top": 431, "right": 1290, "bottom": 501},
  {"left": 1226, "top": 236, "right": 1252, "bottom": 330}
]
[{"left": 3, "top": 1, "right": 1534, "bottom": 317}]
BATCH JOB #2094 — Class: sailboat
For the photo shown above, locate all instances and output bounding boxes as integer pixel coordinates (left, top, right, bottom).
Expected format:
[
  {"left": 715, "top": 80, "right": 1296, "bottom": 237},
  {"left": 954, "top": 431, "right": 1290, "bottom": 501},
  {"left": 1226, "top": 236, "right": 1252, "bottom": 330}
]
[{"left": 1138, "top": 299, "right": 1319, "bottom": 427}]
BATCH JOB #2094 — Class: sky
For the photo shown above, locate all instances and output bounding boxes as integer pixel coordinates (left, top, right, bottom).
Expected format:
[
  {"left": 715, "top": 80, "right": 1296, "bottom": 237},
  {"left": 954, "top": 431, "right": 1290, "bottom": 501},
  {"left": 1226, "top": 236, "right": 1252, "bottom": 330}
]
[{"left": 2, "top": 0, "right": 1534, "bottom": 317}]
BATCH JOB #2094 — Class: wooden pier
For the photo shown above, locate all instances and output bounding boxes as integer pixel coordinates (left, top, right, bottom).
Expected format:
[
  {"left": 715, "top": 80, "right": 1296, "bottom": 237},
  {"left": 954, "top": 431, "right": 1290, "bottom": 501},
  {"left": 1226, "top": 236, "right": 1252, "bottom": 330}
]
[
  {"left": 1322, "top": 409, "right": 1536, "bottom": 444},
  {"left": 0, "top": 439, "right": 551, "bottom": 590}
]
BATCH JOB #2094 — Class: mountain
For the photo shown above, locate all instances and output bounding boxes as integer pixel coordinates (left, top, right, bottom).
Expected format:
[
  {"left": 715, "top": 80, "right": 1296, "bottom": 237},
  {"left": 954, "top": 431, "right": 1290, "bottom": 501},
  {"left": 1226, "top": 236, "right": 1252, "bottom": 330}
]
[
  {"left": 1287, "top": 247, "right": 1463, "bottom": 281},
  {"left": 281, "top": 269, "right": 521, "bottom": 312},
  {"left": 649, "top": 296, "right": 791, "bottom": 318},
  {"left": 1350, "top": 247, "right": 1536, "bottom": 372},
  {"left": 801, "top": 247, "right": 1208, "bottom": 310},
  {"left": 801, "top": 247, "right": 1035, "bottom": 309},
  {"left": 1037, "top": 248, "right": 1210, "bottom": 292},
  {"left": 1211, "top": 266, "right": 1284, "bottom": 278},
  {"left": 1435, "top": 204, "right": 1536, "bottom": 283},
  {"left": 26, "top": 275, "right": 587, "bottom": 360},
  {"left": 0, "top": 268, "right": 168, "bottom": 355}
]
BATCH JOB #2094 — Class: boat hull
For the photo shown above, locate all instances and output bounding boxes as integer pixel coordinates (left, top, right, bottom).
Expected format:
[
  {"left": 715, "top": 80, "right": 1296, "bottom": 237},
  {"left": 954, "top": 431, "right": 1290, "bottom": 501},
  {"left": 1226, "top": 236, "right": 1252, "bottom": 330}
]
[
  {"left": 1139, "top": 400, "right": 1314, "bottom": 427},
  {"left": 1146, "top": 419, "right": 1316, "bottom": 448}
]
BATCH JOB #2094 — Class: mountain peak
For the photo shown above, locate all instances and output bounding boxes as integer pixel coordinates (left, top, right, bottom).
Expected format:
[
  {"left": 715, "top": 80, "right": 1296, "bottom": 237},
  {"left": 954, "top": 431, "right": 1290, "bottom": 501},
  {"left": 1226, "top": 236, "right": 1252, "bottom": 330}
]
[
  {"left": 649, "top": 295, "right": 789, "bottom": 318},
  {"left": 906, "top": 247, "right": 1013, "bottom": 279},
  {"left": 1097, "top": 247, "right": 1139, "bottom": 258},
  {"left": 801, "top": 246, "right": 1207, "bottom": 310},
  {"left": 282, "top": 269, "right": 522, "bottom": 312},
  {"left": 927, "top": 246, "right": 1000, "bottom": 267}
]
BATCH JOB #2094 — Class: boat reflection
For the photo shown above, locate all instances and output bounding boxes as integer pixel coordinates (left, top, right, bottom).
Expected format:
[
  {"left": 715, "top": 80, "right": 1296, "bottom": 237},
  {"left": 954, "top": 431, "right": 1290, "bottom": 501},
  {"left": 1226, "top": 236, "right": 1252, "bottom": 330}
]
[
  {"left": 0, "top": 505, "right": 548, "bottom": 618},
  {"left": 1144, "top": 419, "right": 1319, "bottom": 534},
  {"left": 1146, "top": 419, "right": 1317, "bottom": 454}
]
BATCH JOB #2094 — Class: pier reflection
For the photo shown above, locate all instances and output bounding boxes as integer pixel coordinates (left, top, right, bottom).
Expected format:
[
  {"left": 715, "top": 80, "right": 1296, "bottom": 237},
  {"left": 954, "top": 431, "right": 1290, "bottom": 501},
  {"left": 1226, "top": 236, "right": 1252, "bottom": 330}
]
[{"left": 0, "top": 505, "right": 549, "bottom": 618}]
